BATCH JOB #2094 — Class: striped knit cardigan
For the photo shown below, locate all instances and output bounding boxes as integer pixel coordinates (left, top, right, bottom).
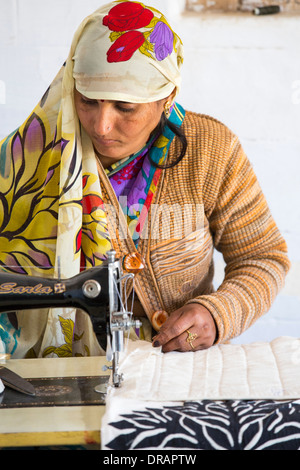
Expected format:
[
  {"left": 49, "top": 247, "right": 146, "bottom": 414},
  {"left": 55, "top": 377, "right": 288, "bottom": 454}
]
[{"left": 99, "top": 110, "right": 290, "bottom": 344}]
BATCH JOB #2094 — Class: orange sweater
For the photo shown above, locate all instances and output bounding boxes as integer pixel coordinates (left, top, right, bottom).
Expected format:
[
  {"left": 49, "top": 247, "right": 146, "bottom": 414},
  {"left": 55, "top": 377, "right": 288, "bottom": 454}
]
[{"left": 99, "top": 110, "right": 290, "bottom": 343}]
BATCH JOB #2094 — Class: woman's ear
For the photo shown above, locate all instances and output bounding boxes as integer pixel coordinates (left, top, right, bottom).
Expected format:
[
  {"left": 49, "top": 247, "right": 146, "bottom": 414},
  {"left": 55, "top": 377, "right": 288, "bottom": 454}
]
[
  {"left": 168, "top": 87, "right": 177, "bottom": 103},
  {"left": 163, "top": 88, "right": 177, "bottom": 118}
]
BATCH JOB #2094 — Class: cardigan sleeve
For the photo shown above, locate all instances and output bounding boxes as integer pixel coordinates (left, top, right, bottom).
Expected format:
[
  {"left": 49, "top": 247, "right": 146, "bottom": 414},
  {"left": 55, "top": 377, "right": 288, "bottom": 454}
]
[{"left": 186, "top": 135, "right": 290, "bottom": 344}]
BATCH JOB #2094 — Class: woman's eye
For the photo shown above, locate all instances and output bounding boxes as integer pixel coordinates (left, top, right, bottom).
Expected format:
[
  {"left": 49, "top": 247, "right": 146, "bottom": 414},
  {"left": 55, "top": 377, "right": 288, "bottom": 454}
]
[
  {"left": 79, "top": 96, "right": 135, "bottom": 113},
  {"left": 81, "top": 97, "right": 97, "bottom": 106},
  {"left": 116, "top": 104, "right": 135, "bottom": 113}
]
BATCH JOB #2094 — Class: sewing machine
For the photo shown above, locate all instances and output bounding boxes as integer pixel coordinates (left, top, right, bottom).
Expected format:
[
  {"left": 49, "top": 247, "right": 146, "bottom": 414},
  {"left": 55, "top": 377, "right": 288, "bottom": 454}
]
[{"left": 0, "top": 250, "right": 143, "bottom": 389}]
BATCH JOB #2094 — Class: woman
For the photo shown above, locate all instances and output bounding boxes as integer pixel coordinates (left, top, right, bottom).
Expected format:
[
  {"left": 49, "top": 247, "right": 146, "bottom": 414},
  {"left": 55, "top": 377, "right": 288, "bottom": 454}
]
[{"left": 0, "top": 1, "right": 290, "bottom": 358}]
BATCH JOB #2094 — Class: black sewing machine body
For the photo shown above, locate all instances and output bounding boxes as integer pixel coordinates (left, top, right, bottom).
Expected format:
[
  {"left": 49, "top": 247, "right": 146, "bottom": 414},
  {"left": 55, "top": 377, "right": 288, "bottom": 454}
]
[
  {"left": 0, "top": 251, "right": 142, "bottom": 388},
  {"left": 0, "top": 263, "right": 110, "bottom": 347}
]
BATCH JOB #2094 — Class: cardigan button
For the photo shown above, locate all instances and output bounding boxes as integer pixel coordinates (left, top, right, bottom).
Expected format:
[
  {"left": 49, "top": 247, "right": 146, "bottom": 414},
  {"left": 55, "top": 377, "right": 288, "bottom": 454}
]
[
  {"left": 123, "top": 252, "right": 145, "bottom": 274},
  {"left": 151, "top": 310, "right": 168, "bottom": 331}
]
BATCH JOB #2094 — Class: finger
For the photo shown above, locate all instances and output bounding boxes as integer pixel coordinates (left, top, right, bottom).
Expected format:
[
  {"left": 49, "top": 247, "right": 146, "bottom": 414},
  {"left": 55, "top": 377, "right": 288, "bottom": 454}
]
[
  {"left": 152, "top": 305, "right": 199, "bottom": 348},
  {"left": 161, "top": 328, "right": 198, "bottom": 353},
  {"left": 152, "top": 312, "right": 189, "bottom": 348}
]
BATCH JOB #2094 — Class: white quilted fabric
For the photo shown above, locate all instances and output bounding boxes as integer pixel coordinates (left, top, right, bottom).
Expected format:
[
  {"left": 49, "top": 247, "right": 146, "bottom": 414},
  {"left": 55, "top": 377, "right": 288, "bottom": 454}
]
[{"left": 113, "top": 336, "right": 300, "bottom": 400}]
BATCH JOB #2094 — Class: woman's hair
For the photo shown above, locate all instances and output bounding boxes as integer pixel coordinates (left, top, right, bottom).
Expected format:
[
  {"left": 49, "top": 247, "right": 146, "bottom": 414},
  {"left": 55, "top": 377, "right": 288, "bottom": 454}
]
[{"left": 149, "top": 113, "right": 188, "bottom": 169}]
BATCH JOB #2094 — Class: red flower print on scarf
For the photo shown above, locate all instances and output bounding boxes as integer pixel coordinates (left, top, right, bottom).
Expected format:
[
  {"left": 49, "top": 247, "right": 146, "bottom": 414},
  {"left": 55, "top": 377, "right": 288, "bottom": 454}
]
[
  {"left": 103, "top": 1, "right": 153, "bottom": 32},
  {"left": 103, "top": 1, "right": 181, "bottom": 65},
  {"left": 107, "top": 30, "right": 145, "bottom": 63}
]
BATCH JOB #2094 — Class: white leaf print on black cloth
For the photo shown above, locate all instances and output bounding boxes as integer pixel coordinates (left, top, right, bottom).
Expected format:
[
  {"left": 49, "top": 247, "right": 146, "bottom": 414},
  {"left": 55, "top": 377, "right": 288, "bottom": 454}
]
[{"left": 105, "top": 400, "right": 300, "bottom": 450}]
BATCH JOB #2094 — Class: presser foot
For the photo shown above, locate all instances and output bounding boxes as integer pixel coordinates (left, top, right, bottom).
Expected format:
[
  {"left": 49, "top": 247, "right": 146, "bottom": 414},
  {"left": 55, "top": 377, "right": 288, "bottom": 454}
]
[
  {"left": 94, "top": 363, "right": 124, "bottom": 393},
  {"left": 94, "top": 382, "right": 108, "bottom": 394}
]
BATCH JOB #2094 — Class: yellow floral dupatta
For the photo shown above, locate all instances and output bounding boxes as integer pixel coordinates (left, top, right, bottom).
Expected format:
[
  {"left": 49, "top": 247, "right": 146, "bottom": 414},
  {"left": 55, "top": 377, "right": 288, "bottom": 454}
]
[
  {"left": 0, "top": 2, "right": 184, "bottom": 358},
  {"left": 0, "top": 14, "right": 114, "bottom": 358}
]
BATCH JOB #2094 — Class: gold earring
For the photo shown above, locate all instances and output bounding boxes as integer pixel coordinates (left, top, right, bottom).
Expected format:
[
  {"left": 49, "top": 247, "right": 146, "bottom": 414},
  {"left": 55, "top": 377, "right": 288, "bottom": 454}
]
[{"left": 164, "top": 101, "right": 171, "bottom": 119}]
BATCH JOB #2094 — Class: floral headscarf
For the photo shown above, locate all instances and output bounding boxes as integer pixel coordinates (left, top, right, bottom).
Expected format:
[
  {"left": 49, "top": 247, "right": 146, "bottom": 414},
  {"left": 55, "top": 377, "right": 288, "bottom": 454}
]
[{"left": 73, "top": 1, "right": 184, "bottom": 103}]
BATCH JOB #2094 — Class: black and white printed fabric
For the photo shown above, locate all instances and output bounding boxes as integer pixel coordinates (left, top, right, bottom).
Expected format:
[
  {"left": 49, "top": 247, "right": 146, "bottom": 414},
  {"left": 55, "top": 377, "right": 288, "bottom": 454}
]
[
  {"left": 103, "top": 399, "right": 300, "bottom": 450},
  {"left": 100, "top": 339, "right": 300, "bottom": 450}
]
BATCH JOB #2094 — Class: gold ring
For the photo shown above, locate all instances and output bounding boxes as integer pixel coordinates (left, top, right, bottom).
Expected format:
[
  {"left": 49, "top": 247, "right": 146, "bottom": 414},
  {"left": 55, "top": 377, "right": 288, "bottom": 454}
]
[{"left": 186, "top": 329, "right": 197, "bottom": 349}]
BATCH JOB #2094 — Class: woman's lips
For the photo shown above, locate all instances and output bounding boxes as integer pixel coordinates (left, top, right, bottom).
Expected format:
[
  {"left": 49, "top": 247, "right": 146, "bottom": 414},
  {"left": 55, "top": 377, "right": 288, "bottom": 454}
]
[{"left": 94, "top": 137, "right": 119, "bottom": 147}]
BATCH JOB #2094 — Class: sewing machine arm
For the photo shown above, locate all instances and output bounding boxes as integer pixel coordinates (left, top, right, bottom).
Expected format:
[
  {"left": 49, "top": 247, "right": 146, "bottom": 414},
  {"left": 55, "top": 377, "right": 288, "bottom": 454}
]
[{"left": 0, "top": 251, "right": 143, "bottom": 387}]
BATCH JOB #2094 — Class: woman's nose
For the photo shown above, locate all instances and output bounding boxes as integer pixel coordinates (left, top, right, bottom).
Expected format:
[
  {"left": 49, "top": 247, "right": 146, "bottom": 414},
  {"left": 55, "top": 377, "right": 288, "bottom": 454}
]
[{"left": 94, "top": 105, "right": 114, "bottom": 136}]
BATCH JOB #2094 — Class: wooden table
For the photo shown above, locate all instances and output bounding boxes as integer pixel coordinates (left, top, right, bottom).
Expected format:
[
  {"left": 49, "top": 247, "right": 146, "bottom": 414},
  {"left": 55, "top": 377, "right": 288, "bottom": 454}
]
[{"left": 0, "top": 356, "right": 110, "bottom": 448}]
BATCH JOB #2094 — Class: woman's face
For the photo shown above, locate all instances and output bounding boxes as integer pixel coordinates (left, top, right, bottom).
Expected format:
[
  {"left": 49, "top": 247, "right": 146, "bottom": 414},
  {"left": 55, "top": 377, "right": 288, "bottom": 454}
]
[{"left": 74, "top": 89, "right": 168, "bottom": 168}]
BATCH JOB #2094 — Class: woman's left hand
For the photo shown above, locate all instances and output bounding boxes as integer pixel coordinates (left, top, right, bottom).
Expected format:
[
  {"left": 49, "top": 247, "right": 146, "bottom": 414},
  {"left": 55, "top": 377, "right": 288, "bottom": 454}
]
[{"left": 152, "top": 303, "right": 217, "bottom": 352}]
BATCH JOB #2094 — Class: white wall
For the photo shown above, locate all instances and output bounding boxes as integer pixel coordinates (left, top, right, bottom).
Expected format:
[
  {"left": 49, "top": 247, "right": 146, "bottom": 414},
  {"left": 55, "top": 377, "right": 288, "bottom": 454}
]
[{"left": 1, "top": 0, "right": 299, "bottom": 343}]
